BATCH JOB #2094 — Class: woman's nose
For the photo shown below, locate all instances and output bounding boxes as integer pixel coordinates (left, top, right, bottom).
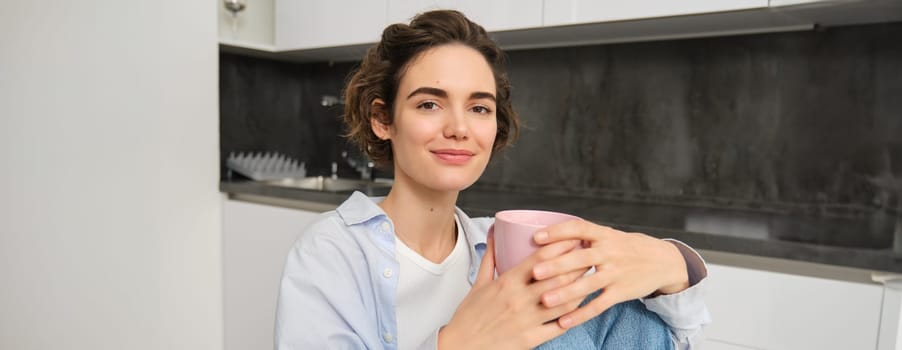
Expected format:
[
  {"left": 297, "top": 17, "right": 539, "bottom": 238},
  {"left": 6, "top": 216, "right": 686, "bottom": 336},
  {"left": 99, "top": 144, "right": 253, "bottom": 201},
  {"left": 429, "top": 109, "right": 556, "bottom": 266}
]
[{"left": 443, "top": 108, "right": 468, "bottom": 140}]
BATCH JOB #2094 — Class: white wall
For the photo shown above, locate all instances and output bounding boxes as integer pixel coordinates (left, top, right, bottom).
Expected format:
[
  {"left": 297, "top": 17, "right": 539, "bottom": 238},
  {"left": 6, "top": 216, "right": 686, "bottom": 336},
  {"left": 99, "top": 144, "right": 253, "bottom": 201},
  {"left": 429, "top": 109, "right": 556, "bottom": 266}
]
[{"left": 0, "top": 1, "right": 222, "bottom": 349}]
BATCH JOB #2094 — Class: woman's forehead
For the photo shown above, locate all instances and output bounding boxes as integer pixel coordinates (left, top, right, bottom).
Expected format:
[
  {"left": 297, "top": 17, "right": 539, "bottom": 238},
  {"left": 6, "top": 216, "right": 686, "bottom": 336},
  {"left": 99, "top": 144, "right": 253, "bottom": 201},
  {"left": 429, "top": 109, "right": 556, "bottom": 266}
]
[{"left": 397, "top": 44, "right": 496, "bottom": 97}]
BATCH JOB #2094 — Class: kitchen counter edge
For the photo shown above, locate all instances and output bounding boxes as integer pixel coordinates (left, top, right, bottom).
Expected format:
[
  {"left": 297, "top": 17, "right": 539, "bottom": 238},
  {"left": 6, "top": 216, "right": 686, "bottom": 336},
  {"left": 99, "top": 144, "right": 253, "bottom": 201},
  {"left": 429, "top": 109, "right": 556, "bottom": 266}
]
[{"left": 221, "top": 181, "right": 902, "bottom": 282}]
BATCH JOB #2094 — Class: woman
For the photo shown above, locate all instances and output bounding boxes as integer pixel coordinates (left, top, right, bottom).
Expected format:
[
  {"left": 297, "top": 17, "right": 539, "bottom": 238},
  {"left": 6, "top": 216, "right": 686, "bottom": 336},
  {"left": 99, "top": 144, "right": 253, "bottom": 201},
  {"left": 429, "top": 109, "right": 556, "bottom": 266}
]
[{"left": 275, "top": 10, "right": 709, "bottom": 350}]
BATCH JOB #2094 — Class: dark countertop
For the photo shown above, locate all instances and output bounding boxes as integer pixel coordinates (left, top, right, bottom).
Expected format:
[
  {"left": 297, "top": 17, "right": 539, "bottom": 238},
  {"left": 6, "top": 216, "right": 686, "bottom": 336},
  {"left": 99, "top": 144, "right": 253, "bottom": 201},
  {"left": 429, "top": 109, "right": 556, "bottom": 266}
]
[{"left": 221, "top": 180, "right": 902, "bottom": 274}]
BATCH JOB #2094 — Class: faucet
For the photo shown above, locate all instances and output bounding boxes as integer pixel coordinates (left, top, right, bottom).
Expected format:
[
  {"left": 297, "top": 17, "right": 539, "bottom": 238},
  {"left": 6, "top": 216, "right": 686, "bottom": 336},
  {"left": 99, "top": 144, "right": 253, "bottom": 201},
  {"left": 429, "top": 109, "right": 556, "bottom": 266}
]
[
  {"left": 321, "top": 95, "right": 344, "bottom": 107},
  {"left": 342, "top": 150, "right": 374, "bottom": 180}
]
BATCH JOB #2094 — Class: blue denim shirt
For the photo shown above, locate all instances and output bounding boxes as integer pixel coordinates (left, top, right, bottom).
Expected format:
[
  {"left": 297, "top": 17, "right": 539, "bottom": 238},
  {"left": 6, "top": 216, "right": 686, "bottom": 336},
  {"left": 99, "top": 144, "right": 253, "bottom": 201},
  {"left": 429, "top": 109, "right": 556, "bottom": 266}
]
[{"left": 275, "top": 191, "right": 710, "bottom": 349}]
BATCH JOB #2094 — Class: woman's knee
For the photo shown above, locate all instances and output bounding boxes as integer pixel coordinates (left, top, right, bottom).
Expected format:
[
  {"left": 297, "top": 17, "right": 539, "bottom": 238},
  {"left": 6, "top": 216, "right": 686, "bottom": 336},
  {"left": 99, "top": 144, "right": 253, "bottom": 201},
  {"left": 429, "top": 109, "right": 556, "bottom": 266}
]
[
  {"left": 537, "top": 294, "right": 672, "bottom": 350},
  {"left": 582, "top": 296, "right": 672, "bottom": 349}
]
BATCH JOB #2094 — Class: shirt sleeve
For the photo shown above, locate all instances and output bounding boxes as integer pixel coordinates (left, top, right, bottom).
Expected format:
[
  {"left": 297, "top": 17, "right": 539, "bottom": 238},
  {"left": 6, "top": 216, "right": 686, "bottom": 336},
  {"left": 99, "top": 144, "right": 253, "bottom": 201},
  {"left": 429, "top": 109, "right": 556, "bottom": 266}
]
[
  {"left": 640, "top": 239, "right": 712, "bottom": 350},
  {"left": 274, "top": 222, "right": 374, "bottom": 350}
]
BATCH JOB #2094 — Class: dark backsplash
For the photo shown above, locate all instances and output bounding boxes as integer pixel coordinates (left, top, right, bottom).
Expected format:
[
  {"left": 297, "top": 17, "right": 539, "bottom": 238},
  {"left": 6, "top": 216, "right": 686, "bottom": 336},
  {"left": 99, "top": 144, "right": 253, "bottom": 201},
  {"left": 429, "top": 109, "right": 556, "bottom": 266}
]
[
  {"left": 220, "top": 21, "right": 902, "bottom": 213},
  {"left": 219, "top": 56, "right": 360, "bottom": 178}
]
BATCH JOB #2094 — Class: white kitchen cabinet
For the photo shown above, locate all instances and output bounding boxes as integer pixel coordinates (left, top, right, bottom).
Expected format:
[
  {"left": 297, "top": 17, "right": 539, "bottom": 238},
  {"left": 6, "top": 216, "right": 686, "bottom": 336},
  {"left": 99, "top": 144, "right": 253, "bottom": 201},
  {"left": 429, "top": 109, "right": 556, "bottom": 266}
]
[
  {"left": 223, "top": 198, "right": 323, "bottom": 350},
  {"left": 770, "top": 0, "right": 823, "bottom": 5},
  {"left": 543, "top": 0, "right": 768, "bottom": 27},
  {"left": 769, "top": 0, "right": 901, "bottom": 28},
  {"left": 231, "top": 0, "right": 900, "bottom": 62},
  {"left": 769, "top": 0, "right": 849, "bottom": 6},
  {"left": 219, "top": 0, "right": 276, "bottom": 50},
  {"left": 386, "top": 0, "right": 543, "bottom": 32},
  {"left": 276, "top": 0, "right": 387, "bottom": 50},
  {"left": 702, "top": 263, "right": 884, "bottom": 350}
]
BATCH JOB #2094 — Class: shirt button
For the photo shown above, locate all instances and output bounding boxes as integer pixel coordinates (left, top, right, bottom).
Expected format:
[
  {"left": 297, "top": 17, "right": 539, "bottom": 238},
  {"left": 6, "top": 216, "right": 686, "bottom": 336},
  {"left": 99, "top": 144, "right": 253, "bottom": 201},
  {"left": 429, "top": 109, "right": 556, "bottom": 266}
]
[
  {"left": 381, "top": 222, "right": 390, "bottom": 231},
  {"left": 383, "top": 332, "right": 394, "bottom": 343},
  {"left": 383, "top": 268, "right": 393, "bottom": 278}
]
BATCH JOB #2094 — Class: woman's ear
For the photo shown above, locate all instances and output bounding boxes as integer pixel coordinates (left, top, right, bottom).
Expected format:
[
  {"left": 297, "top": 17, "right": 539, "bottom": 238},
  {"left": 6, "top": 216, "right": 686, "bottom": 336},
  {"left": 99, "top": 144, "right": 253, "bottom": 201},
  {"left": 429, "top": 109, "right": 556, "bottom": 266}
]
[{"left": 370, "top": 99, "right": 392, "bottom": 141}]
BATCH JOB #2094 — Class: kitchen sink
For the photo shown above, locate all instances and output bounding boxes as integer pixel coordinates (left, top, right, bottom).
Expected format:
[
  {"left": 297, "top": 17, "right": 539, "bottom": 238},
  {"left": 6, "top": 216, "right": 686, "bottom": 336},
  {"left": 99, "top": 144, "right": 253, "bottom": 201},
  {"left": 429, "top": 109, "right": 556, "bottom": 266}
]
[{"left": 264, "top": 176, "right": 392, "bottom": 194}]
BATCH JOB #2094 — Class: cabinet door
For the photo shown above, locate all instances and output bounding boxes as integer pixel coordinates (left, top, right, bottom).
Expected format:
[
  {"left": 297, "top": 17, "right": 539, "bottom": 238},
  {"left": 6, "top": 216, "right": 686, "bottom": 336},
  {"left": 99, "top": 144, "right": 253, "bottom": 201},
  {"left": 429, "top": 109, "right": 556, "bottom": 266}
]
[
  {"left": 387, "top": 0, "right": 543, "bottom": 31},
  {"left": 769, "top": 0, "right": 838, "bottom": 6},
  {"left": 276, "top": 0, "right": 387, "bottom": 50},
  {"left": 543, "top": 0, "right": 768, "bottom": 26},
  {"left": 219, "top": 0, "right": 275, "bottom": 48},
  {"left": 223, "top": 199, "right": 322, "bottom": 350},
  {"left": 704, "top": 264, "right": 883, "bottom": 350}
]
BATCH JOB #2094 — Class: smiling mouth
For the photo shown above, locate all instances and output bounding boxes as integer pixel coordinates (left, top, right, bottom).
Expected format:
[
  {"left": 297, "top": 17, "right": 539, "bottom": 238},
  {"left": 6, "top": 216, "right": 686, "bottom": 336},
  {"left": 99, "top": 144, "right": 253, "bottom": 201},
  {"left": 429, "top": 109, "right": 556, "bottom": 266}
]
[{"left": 431, "top": 150, "right": 475, "bottom": 164}]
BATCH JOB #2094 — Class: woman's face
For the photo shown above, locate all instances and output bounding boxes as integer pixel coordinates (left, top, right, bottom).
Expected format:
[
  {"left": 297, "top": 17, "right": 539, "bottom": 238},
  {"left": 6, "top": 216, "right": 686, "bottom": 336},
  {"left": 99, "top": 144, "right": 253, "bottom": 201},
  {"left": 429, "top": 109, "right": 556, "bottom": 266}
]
[{"left": 374, "top": 44, "right": 498, "bottom": 193}]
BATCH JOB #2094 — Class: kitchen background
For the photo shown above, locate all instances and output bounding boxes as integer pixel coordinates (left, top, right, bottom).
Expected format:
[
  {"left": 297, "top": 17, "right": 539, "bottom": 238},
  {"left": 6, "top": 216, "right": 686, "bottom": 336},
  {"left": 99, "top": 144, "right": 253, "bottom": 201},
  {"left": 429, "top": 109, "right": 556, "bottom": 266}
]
[
  {"left": 9, "top": 1, "right": 902, "bottom": 349},
  {"left": 221, "top": 21, "right": 901, "bottom": 243}
]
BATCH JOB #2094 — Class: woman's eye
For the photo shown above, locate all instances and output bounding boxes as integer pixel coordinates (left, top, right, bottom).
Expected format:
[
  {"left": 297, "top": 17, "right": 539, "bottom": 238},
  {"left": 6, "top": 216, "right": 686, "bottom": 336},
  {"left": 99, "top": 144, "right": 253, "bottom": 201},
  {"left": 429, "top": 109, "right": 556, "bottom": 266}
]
[
  {"left": 417, "top": 101, "right": 439, "bottom": 110},
  {"left": 471, "top": 105, "right": 492, "bottom": 114}
]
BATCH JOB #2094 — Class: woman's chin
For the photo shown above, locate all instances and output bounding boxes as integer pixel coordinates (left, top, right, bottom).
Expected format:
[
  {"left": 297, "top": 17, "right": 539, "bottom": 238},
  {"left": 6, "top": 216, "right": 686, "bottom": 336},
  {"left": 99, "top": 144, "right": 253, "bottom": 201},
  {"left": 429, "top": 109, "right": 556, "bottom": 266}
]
[
  {"left": 396, "top": 162, "right": 488, "bottom": 194},
  {"left": 422, "top": 176, "right": 479, "bottom": 193}
]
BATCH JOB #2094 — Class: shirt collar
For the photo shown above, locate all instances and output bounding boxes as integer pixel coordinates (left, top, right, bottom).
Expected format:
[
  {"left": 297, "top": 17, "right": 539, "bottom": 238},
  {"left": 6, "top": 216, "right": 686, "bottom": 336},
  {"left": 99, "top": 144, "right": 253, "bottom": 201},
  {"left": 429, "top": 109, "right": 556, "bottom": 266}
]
[
  {"left": 454, "top": 207, "right": 487, "bottom": 247},
  {"left": 337, "top": 192, "right": 486, "bottom": 245},
  {"left": 336, "top": 191, "right": 387, "bottom": 225},
  {"left": 336, "top": 191, "right": 488, "bottom": 283},
  {"left": 336, "top": 192, "right": 484, "bottom": 249},
  {"left": 455, "top": 207, "right": 488, "bottom": 284}
]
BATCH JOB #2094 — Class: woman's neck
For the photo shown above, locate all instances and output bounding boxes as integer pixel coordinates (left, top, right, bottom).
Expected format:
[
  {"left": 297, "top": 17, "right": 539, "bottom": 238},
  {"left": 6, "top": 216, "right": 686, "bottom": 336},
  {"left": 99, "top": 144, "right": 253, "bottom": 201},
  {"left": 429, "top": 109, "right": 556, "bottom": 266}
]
[{"left": 379, "top": 173, "right": 460, "bottom": 264}]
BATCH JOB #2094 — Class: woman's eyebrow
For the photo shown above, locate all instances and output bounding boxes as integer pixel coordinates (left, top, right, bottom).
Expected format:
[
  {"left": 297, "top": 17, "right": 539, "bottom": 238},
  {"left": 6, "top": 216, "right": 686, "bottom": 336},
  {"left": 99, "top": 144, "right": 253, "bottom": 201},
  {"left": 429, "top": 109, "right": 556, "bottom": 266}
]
[
  {"left": 406, "top": 87, "right": 447, "bottom": 99},
  {"left": 470, "top": 91, "right": 496, "bottom": 102},
  {"left": 406, "top": 87, "right": 496, "bottom": 102}
]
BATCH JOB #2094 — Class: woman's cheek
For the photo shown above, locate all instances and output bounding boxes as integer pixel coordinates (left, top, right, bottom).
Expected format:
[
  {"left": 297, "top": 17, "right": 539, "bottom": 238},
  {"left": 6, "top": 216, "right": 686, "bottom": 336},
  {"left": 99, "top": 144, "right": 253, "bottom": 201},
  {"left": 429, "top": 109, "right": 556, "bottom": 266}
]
[{"left": 478, "top": 119, "right": 498, "bottom": 149}]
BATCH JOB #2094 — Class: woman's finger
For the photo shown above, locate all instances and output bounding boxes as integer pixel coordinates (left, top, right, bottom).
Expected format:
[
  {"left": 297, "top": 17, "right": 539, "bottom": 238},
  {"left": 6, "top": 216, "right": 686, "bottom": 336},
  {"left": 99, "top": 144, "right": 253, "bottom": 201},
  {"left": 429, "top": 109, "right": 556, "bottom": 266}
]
[
  {"left": 525, "top": 321, "right": 570, "bottom": 348},
  {"left": 473, "top": 229, "right": 496, "bottom": 288},
  {"left": 537, "top": 297, "right": 584, "bottom": 326},
  {"left": 535, "top": 220, "right": 617, "bottom": 245},
  {"left": 507, "top": 239, "right": 581, "bottom": 284},
  {"left": 532, "top": 247, "right": 602, "bottom": 280},
  {"left": 540, "top": 269, "right": 613, "bottom": 307},
  {"left": 516, "top": 297, "right": 583, "bottom": 348},
  {"left": 527, "top": 268, "right": 585, "bottom": 298},
  {"left": 557, "top": 289, "right": 619, "bottom": 329}
]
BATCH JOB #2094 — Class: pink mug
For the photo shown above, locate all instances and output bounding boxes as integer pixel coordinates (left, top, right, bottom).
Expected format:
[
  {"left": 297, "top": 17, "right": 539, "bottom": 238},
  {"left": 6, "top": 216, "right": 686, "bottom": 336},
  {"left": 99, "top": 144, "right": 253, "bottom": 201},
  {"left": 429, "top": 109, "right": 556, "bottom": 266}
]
[{"left": 490, "top": 209, "right": 583, "bottom": 274}]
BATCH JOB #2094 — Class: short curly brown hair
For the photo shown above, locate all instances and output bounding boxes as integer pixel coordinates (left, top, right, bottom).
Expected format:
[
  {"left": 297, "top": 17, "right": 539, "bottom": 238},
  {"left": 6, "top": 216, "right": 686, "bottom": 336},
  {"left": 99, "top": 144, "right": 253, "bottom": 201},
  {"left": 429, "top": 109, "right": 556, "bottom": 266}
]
[{"left": 343, "top": 10, "right": 519, "bottom": 169}]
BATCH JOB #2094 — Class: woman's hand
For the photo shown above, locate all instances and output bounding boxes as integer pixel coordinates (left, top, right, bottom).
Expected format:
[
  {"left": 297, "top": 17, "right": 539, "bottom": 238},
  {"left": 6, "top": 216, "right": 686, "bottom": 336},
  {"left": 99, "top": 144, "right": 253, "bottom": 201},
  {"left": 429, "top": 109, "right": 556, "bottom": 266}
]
[
  {"left": 531, "top": 220, "right": 689, "bottom": 330},
  {"left": 438, "top": 233, "right": 585, "bottom": 349}
]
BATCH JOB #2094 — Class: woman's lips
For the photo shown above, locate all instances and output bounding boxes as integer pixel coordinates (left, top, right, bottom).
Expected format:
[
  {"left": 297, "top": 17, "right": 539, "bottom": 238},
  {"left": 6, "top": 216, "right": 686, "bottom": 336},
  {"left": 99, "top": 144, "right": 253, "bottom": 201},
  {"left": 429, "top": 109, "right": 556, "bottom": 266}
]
[{"left": 431, "top": 149, "right": 475, "bottom": 165}]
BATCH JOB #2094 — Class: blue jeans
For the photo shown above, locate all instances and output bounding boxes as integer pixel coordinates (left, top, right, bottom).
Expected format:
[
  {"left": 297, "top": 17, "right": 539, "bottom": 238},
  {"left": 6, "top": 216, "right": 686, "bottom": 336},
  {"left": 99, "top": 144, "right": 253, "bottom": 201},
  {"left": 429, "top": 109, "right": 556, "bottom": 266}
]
[{"left": 536, "top": 291, "right": 673, "bottom": 350}]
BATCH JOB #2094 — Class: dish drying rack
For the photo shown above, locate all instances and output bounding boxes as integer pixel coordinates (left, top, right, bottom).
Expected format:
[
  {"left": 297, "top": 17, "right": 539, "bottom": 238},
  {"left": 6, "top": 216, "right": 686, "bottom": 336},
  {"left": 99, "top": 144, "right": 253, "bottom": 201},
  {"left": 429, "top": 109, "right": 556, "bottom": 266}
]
[{"left": 226, "top": 152, "right": 306, "bottom": 180}]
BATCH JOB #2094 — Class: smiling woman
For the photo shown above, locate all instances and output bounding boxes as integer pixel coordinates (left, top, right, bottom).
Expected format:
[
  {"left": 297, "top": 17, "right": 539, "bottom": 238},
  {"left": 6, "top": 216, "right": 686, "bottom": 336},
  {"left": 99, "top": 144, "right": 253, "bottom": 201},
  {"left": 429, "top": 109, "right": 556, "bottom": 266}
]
[
  {"left": 275, "top": 9, "right": 710, "bottom": 350},
  {"left": 370, "top": 44, "right": 499, "bottom": 192},
  {"left": 342, "top": 11, "right": 519, "bottom": 171}
]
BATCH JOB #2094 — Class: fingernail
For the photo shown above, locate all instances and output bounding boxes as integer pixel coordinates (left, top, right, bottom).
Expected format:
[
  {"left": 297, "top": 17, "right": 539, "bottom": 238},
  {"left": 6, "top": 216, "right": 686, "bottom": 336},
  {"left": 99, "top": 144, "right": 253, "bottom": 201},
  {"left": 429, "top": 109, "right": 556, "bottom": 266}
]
[
  {"left": 543, "top": 293, "right": 559, "bottom": 306},
  {"left": 534, "top": 231, "right": 549, "bottom": 243},
  {"left": 559, "top": 317, "right": 573, "bottom": 328}
]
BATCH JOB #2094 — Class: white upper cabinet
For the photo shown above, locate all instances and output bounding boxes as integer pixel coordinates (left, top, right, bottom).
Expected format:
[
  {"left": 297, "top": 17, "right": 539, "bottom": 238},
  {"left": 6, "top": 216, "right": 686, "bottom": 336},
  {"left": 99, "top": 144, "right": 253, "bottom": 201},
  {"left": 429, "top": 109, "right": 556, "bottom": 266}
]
[
  {"left": 219, "top": 0, "right": 276, "bottom": 49},
  {"left": 387, "top": 0, "right": 543, "bottom": 32},
  {"left": 230, "top": 0, "right": 898, "bottom": 61},
  {"left": 543, "top": 0, "right": 768, "bottom": 26},
  {"left": 770, "top": 0, "right": 824, "bottom": 5},
  {"left": 769, "top": 0, "right": 854, "bottom": 6},
  {"left": 276, "top": 0, "right": 387, "bottom": 50}
]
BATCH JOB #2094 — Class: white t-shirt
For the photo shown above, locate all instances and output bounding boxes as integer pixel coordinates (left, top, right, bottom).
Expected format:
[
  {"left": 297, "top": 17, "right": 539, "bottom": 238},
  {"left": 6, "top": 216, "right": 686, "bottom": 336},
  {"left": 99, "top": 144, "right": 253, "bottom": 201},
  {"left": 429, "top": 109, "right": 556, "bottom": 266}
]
[{"left": 396, "top": 214, "right": 472, "bottom": 349}]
